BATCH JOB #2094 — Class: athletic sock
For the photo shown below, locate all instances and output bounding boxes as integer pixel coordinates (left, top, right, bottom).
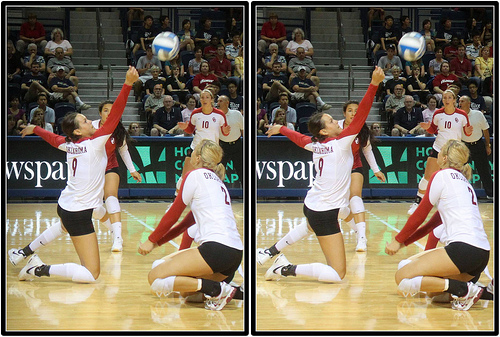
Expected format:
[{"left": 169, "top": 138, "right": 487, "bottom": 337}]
[
  {"left": 268, "top": 244, "right": 280, "bottom": 256},
  {"left": 355, "top": 221, "right": 366, "bottom": 239},
  {"left": 316, "top": 96, "right": 325, "bottom": 106},
  {"left": 446, "top": 279, "right": 468, "bottom": 297},
  {"left": 200, "top": 279, "right": 221, "bottom": 297},
  {"left": 101, "top": 219, "right": 112, "bottom": 231},
  {"left": 21, "top": 245, "right": 34, "bottom": 257},
  {"left": 75, "top": 97, "right": 83, "bottom": 106},
  {"left": 346, "top": 218, "right": 357, "bottom": 232},
  {"left": 28, "top": 222, "right": 65, "bottom": 252},
  {"left": 275, "top": 221, "right": 310, "bottom": 252},
  {"left": 111, "top": 222, "right": 122, "bottom": 241}
]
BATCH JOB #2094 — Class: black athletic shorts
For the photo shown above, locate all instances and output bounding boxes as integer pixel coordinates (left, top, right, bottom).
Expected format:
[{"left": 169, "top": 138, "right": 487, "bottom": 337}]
[
  {"left": 198, "top": 241, "right": 242, "bottom": 281},
  {"left": 428, "top": 148, "right": 439, "bottom": 158},
  {"left": 106, "top": 166, "right": 120, "bottom": 175},
  {"left": 303, "top": 204, "right": 340, "bottom": 236},
  {"left": 351, "top": 166, "right": 363, "bottom": 174},
  {"left": 57, "top": 204, "right": 95, "bottom": 236},
  {"left": 445, "top": 241, "right": 490, "bottom": 279}
]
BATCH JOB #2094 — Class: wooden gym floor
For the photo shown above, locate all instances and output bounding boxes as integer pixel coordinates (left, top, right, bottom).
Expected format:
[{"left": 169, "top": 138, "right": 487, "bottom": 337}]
[
  {"left": 256, "top": 201, "right": 495, "bottom": 332},
  {"left": 5, "top": 202, "right": 244, "bottom": 332}
]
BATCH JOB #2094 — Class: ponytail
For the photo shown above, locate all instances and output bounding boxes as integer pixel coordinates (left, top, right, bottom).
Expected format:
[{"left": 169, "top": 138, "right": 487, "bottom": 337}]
[
  {"left": 440, "top": 139, "right": 471, "bottom": 180},
  {"left": 213, "top": 163, "right": 226, "bottom": 181}
]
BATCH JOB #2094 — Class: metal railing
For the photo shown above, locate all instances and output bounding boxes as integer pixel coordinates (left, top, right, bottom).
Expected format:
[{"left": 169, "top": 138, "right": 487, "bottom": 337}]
[
  {"left": 96, "top": 8, "right": 105, "bottom": 70},
  {"left": 337, "top": 8, "right": 346, "bottom": 70}
]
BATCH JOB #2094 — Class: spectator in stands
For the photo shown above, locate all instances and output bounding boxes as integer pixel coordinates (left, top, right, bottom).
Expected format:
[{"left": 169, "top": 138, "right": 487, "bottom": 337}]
[
  {"left": 234, "top": 46, "right": 244, "bottom": 82},
  {"left": 377, "top": 44, "right": 403, "bottom": 81},
  {"left": 132, "top": 15, "right": 159, "bottom": 58},
  {"left": 151, "top": 95, "right": 182, "bottom": 136},
  {"left": 127, "top": 8, "right": 144, "bottom": 31},
  {"left": 8, "top": 96, "right": 27, "bottom": 126},
  {"left": 421, "top": 95, "right": 438, "bottom": 123},
  {"left": 258, "top": 12, "right": 288, "bottom": 54},
  {"left": 466, "top": 31, "right": 482, "bottom": 66},
  {"left": 466, "top": 80, "right": 487, "bottom": 114},
  {"left": 450, "top": 44, "right": 473, "bottom": 86},
  {"left": 404, "top": 58, "right": 425, "bottom": 78},
  {"left": 45, "top": 28, "right": 73, "bottom": 59},
  {"left": 399, "top": 15, "right": 412, "bottom": 36},
  {"left": 210, "top": 44, "right": 235, "bottom": 87},
  {"left": 128, "top": 122, "right": 146, "bottom": 136},
  {"left": 435, "top": 17, "right": 454, "bottom": 48},
  {"left": 432, "top": 61, "right": 458, "bottom": 103},
  {"left": 30, "top": 107, "right": 53, "bottom": 132},
  {"left": 181, "top": 94, "right": 197, "bottom": 122},
  {"left": 473, "top": 46, "right": 493, "bottom": 90},
  {"left": 370, "top": 122, "right": 387, "bottom": 137},
  {"left": 256, "top": 96, "right": 268, "bottom": 134},
  {"left": 7, "top": 40, "right": 23, "bottom": 85},
  {"left": 285, "top": 28, "right": 314, "bottom": 59},
  {"left": 134, "top": 45, "right": 162, "bottom": 101},
  {"left": 29, "top": 93, "right": 55, "bottom": 126},
  {"left": 49, "top": 66, "right": 90, "bottom": 111},
  {"left": 7, "top": 115, "right": 21, "bottom": 135},
  {"left": 205, "top": 81, "right": 221, "bottom": 101},
  {"left": 195, "top": 17, "right": 218, "bottom": 49},
  {"left": 420, "top": 19, "right": 436, "bottom": 52},
  {"left": 384, "top": 83, "right": 406, "bottom": 131},
  {"left": 392, "top": 96, "right": 424, "bottom": 137},
  {"left": 166, "top": 65, "right": 189, "bottom": 104},
  {"left": 192, "top": 61, "right": 217, "bottom": 101},
  {"left": 264, "top": 43, "right": 287, "bottom": 74},
  {"left": 271, "top": 92, "right": 296, "bottom": 127},
  {"left": 144, "top": 65, "right": 166, "bottom": 96},
  {"left": 47, "top": 47, "right": 78, "bottom": 86},
  {"left": 444, "top": 35, "right": 461, "bottom": 61},
  {"left": 480, "top": 20, "right": 493, "bottom": 46},
  {"left": 21, "top": 62, "right": 52, "bottom": 103},
  {"left": 373, "top": 15, "right": 398, "bottom": 54},
  {"left": 144, "top": 83, "right": 165, "bottom": 124},
  {"left": 367, "top": 8, "right": 385, "bottom": 33},
  {"left": 465, "top": 17, "right": 478, "bottom": 45},
  {"left": 385, "top": 66, "right": 406, "bottom": 97},
  {"left": 406, "top": 65, "right": 430, "bottom": 103},
  {"left": 227, "top": 80, "right": 243, "bottom": 113},
  {"left": 273, "top": 108, "right": 295, "bottom": 130},
  {"left": 428, "top": 46, "right": 445, "bottom": 77},
  {"left": 159, "top": 15, "right": 171, "bottom": 32},
  {"left": 288, "top": 47, "right": 318, "bottom": 87},
  {"left": 290, "top": 66, "right": 331, "bottom": 111},
  {"left": 23, "top": 43, "right": 46, "bottom": 72},
  {"left": 203, "top": 35, "right": 221, "bottom": 61},
  {"left": 16, "top": 13, "right": 47, "bottom": 54},
  {"left": 222, "top": 17, "right": 241, "bottom": 46},
  {"left": 177, "top": 19, "right": 195, "bottom": 52},
  {"left": 163, "top": 53, "right": 184, "bottom": 77},
  {"left": 188, "top": 47, "right": 206, "bottom": 77},
  {"left": 262, "top": 61, "right": 291, "bottom": 103},
  {"left": 225, "top": 31, "right": 242, "bottom": 66}
]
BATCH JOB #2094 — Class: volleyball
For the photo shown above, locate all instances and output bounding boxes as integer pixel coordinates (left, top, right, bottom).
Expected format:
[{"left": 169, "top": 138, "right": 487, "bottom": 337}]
[
  {"left": 152, "top": 32, "right": 180, "bottom": 61},
  {"left": 398, "top": 32, "right": 426, "bottom": 62}
]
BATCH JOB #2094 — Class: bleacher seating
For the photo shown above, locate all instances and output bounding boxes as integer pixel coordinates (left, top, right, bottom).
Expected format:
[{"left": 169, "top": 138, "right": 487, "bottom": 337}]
[{"left": 295, "top": 102, "right": 317, "bottom": 121}]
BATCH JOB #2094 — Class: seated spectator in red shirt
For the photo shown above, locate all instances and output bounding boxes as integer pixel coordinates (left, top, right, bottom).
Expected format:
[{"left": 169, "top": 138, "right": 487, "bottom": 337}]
[
  {"left": 16, "top": 13, "right": 47, "bottom": 54},
  {"left": 258, "top": 12, "right": 288, "bottom": 53},
  {"left": 450, "top": 44, "right": 473, "bottom": 86},
  {"left": 443, "top": 36, "right": 461, "bottom": 61},
  {"left": 209, "top": 44, "right": 233, "bottom": 86},
  {"left": 432, "top": 61, "right": 458, "bottom": 103},
  {"left": 203, "top": 35, "right": 220, "bottom": 61},
  {"left": 192, "top": 61, "right": 217, "bottom": 101}
]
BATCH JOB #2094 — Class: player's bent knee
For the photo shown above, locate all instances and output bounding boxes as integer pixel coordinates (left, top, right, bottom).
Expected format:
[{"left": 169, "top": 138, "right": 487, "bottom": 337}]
[
  {"left": 72, "top": 264, "right": 97, "bottom": 283},
  {"left": 338, "top": 206, "right": 350, "bottom": 220},
  {"left": 92, "top": 205, "right": 107, "bottom": 220},
  {"left": 349, "top": 196, "right": 365, "bottom": 215},
  {"left": 105, "top": 196, "right": 121, "bottom": 215}
]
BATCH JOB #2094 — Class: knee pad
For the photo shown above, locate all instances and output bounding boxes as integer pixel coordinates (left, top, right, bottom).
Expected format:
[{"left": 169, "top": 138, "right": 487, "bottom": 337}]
[
  {"left": 397, "top": 259, "right": 412, "bottom": 270},
  {"left": 317, "top": 264, "right": 342, "bottom": 283},
  {"left": 71, "top": 265, "right": 96, "bottom": 283},
  {"left": 152, "top": 259, "right": 166, "bottom": 270},
  {"left": 349, "top": 196, "right": 365, "bottom": 215},
  {"left": 92, "top": 205, "right": 107, "bottom": 220},
  {"left": 338, "top": 206, "right": 351, "bottom": 220},
  {"left": 397, "top": 276, "right": 422, "bottom": 297},
  {"left": 105, "top": 196, "right": 121, "bottom": 215},
  {"left": 151, "top": 276, "right": 176, "bottom": 296},
  {"left": 418, "top": 178, "right": 429, "bottom": 191}
]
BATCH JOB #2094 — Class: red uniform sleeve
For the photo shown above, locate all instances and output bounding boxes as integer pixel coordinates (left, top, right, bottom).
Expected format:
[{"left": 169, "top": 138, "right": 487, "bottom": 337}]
[
  {"left": 403, "top": 211, "right": 442, "bottom": 246},
  {"left": 179, "top": 230, "right": 195, "bottom": 250},
  {"left": 279, "top": 126, "right": 313, "bottom": 148},
  {"left": 395, "top": 172, "right": 438, "bottom": 243},
  {"left": 33, "top": 126, "right": 66, "bottom": 149},
  {"left": 339, "top": 84, "right": 378, "bottom": 138},
  {"left": 156, "top": 211, "right": 196, "bottom": 246},
  {"left": 148, "top": 178, "right": 189, "bottom": 243},
  {"left": 92, "top": 84, "right": 132, "bottom": 139}
]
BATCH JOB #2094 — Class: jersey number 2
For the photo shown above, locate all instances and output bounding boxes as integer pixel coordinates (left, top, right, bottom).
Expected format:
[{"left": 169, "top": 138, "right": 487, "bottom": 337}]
[
  {"left": 72, "top": 158, "right": 77, "bottom": 176},
  {"left": 221, "top": 186, "right": 230, "bottom": 205}
]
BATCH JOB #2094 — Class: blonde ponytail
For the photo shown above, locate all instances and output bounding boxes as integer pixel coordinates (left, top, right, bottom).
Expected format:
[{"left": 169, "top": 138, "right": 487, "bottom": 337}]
[
  {"left": 194, "top": 139, "right": 225, "bottom": 179},
  {"left": 440, "top": 139, "right": 472, "bottom": 180},
  {"left": 213, "top": 163, "right": 226, "bottom": 181}
]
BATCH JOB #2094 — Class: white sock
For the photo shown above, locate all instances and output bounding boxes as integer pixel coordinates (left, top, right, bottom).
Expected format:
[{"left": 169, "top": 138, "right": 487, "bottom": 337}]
[
  {"left": 316, "top": 96, "right": 325, "bottom": 106},
  {"left": 49, "top": 263, "right": 95, "bottom": 283},
  {"left": 28, "top": 221, "right": 65, "bottom": 252},
  {"left": 295, "top": 263, "right": 342, "bottom": 283},
  {"left": 346, "top": 218, "right": 356, "bottom": 232},
  {"left": 101, "top": 219, "right": 112, "bottom": 231},
  {"left": 111, "top": 222, "right": 122, "bottom": 241},
  {"left": 275, "top": 221, "right": 311, "bottom": 252},
  {"left": 355, "top": 222, "right": 366, "bottom": 239},
  {"left": 75, "top": 97, "right": 83, "bottom": 106}
]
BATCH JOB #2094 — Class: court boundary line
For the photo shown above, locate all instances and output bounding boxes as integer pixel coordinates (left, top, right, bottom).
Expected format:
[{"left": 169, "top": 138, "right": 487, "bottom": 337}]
[{"left": 123, "top": 209, "right": 180, "bottom": 249}]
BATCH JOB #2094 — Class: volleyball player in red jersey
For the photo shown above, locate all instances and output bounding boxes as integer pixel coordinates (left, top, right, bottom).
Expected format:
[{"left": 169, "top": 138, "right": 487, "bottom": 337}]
[
  {"left": 91, "top": 104, "right": 142, "bottom": 252},
  {"left": 138, "top": 140, "right": 243, "bottom": 311},
  {"left": 12, "top": 67, "right": 139, "bottom": 283},
  {"left": 338, "top": 103, "right": 386, "bottom": 252},
  {"left": 256, "top": 66, "right": 384, "bottom": 283},
  {"left": 385, "top": 139, "right": 491, "bottom": 311}
]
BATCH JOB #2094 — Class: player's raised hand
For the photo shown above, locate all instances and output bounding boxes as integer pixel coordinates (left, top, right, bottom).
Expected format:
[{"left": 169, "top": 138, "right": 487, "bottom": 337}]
[
  {"left": 125, "top": 66, "right": 140, "bottom": 86},
  {"left": 371, "top": 66, "right": 385, "bottom": 86}
]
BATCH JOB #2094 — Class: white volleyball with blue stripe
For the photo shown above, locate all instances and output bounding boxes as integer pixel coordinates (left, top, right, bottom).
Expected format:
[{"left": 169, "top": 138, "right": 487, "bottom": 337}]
[
  {"left": 398, "top": 32, "right": 426, "bottom": 62},
  {"left": 152, "top": 32, "right": 180, "bottom": 61}
]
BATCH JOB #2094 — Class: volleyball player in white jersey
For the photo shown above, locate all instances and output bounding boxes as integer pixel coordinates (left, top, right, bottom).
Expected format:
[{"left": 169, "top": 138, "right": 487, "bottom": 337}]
[
  {"left": 13, "top": 66, "right": 138, "bottom": 283},
  {"left": 91, "top": 105, "right": 142, "bottom": 252},
  {"left": 257, "top": 67, "right": 384, "bottom": 283},
  {"left": 407, "top": 90, "right": 473, "bottom": 215},
  {"left": 137, "top": 139, "right": 243, "bottom": 311},
  {"left": 386, "top": 139, "right": 491, "bottom": 311},
  {"left": 338, "top": 107, "right": 386, "bottom": 252}
]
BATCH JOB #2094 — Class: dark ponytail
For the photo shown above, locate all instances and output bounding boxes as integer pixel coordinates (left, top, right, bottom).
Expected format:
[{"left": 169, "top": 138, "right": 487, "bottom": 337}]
[{"left": 308, "top": 112, "right": 327, "bottom": 142}]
